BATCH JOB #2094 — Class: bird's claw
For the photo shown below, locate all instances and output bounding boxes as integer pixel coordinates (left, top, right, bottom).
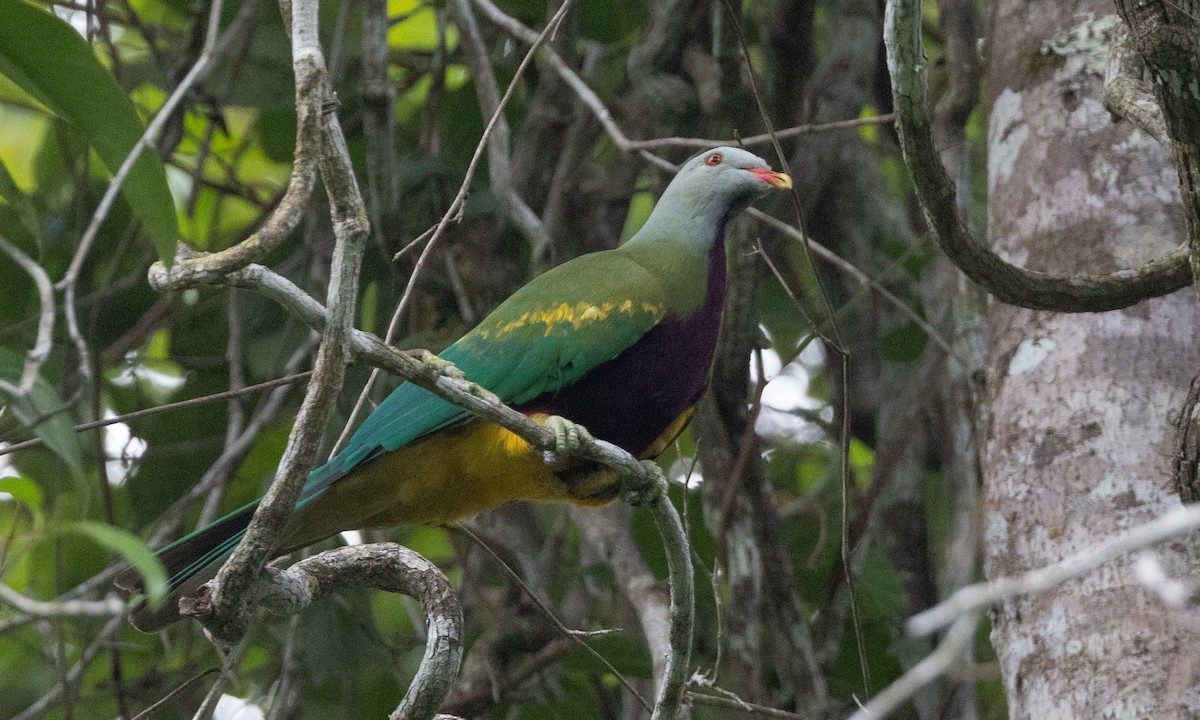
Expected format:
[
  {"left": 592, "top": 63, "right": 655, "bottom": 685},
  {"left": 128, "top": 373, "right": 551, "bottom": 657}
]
[
  {"left": 544, "top": 415, "right": 594, "bottom": 457},
  {"left": 408, "top": 349, "right": 465, "bottom": 380},
  {"left": 621, "top": 460, "right": 668, "bottom": 506}
]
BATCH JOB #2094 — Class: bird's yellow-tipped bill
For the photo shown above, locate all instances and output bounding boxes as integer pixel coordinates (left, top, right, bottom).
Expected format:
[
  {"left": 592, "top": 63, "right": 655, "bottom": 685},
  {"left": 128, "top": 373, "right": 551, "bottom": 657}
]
[{"left": 750, "top": 167, "right": 793, "bottom": 190}]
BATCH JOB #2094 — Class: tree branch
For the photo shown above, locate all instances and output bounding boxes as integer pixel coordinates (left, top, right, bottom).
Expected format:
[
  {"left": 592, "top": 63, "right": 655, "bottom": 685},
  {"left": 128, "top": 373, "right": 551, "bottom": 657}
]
[
  {"left": 908, "top": 502, "right": 1200, "bottom": 637},
  {"left": 855, "top": 500, "right": 1200, "bottom": 719},
  {"left": 1103, "top": 26, "right": 1170, "bottom": 145},
  {"left": 0, "top": 583, "right": 125, "bottom": 619},
  {"left": 1112, "top": 0, "right": 1200, "bottom": 284},
  {"left": 625, "top": 114, "right": 895, "bottom": 150},
  {"left": 885, "top": 0, "right": 1192, "bottom": 311},
  {"left": 648, "top": 483, "right": 695, "bottom": 720},
  {"left": 146, "top": 5, "right": 323, "bottom": 291},
  {"left": 198, "top": 0, "right": 368, "bottom": 644},
  {"left": 183, "top": 544, "right": 464, "bottom": 720},
  {"left": 214, "top": 259, "right": 672, "bottom": 506},
  {"left": 570, "top": 505, "right": 672, "bottom": 693},
  {"left": 450, "top": 0, "right": 554, "bottom": 264},
  {"left": 360, "top": 0, "right": 401, "bottom": 257},
  {"left": 846, "top": 610, "right": 982, "bottom": 720},
  {"left": 0, "top": 233, "right": 54, "bottom": 398}
]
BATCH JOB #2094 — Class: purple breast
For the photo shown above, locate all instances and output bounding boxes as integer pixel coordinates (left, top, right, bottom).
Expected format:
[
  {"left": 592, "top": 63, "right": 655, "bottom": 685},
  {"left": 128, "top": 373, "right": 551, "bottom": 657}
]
[{"left": 520, "top": 235, "right": 727, "bottom": 457}]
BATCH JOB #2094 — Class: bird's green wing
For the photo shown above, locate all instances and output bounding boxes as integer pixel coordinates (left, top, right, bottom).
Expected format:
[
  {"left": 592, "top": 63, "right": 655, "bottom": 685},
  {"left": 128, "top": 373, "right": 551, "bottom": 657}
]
[{"left": 301, "top": 250, "right": 665, "bottom": 497}]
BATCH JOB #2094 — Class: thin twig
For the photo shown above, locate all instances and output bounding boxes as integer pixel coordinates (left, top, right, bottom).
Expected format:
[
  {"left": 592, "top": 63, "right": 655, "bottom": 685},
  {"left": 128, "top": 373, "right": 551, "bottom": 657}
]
[
  {"left": 689, "top": 689, "right": 811, "bottom": 719},
  {"left": 190, "top": 639, "right": 248, "bottom": 720},
  {"left": 748, "top": 210, "right": 966, "bottom": 366},
  {"left": 0, "top": 583, "right": 125, "bottom": 618},
  {"left": 440, "top": 636, "right": 574, "bottom": 716},
  {"left": 0, "top": 372, "right": 312, "bottom": 458},
  {"left": 130, "top": 667, "right": 220, "bottom": 720},
  {"left": 626, "top": 114, "right": 895, "bottom": 151},
  {"left": 451, "top": 0, "right": 554, "bottom": 261},
  {"left": 721, "top": 0, "right": 845, "bottom": 355},
  {"left": 473, "top": 0, "right": 637, "bottom": 151},
  {"left": 388, "top": 0, "right": 575, "bottom": 280}
]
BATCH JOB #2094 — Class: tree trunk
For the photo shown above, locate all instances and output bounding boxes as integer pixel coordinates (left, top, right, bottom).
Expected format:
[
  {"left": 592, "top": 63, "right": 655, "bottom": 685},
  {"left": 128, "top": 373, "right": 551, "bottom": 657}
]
[{"left": 984, "top": 1, "right": 1200, "bottom": 716}]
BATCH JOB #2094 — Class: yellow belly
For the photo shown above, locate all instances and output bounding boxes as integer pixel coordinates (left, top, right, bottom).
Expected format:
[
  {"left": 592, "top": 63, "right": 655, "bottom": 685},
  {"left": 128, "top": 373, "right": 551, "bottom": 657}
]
[
  {"left": 280, "top": 408, "right": 696, "bottom": 553},
  {"left": 280, "top": 416, "right": 609, "bottom": 551}
]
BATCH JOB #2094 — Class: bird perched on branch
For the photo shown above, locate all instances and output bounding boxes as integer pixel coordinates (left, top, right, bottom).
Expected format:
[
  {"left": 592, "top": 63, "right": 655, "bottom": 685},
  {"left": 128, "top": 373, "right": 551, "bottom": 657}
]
[{"left": 118, "top": 146, "right": 792, "bottom": 630}]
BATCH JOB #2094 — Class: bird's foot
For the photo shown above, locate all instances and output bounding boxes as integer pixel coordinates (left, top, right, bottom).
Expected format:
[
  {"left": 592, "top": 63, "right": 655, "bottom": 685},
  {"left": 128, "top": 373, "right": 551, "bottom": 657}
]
[
  {"left": 406, "top": 349, "right": 465, "bottom": 380},
  {"left": 544, "top": 415, "right": 595, "bottom": 457},
  {"left": 621, "top": 460, "right": 668, "bottom": 506}
]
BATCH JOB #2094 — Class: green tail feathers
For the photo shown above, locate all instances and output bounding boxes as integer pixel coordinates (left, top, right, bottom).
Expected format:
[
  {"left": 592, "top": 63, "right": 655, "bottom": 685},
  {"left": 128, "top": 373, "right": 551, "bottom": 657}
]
[
  {"left": 115, "top": 448, "right": 362, "bottom": 631},
  {"left": 115, "top": 500, "right": 259, "bottom": 631}
]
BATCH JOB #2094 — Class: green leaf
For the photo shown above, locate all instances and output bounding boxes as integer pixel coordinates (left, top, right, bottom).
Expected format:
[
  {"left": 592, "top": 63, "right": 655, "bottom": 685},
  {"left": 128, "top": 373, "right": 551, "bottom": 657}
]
[
  {"left": 0, "top": 345, "right": 84, "bottom": 482},
  {"left": 0, "top": 154, "right": 41, "bottom": 249},
  {"left": 578, "top": 0, "right": 643, "bottom": 42},
  {"left": 0, "top": 476, "right": 42, "bottom": 511},
  {"left": 881, "top": 320, "right": 929, "bottom": 364},
  {"left": 0, "top": 0, "right": 179, "bottom": 265},
  {"left": 298, "top": 596, "right": 376, "bottom": 684},
  {"left": 565, "top": 632, "right": 653, "bottom": 679},
  {"left": 849, "top": 437, "right": 875, "bottom": 486},
  {"left": 68, "top": 520, "right": 167, "bottom": 608}
]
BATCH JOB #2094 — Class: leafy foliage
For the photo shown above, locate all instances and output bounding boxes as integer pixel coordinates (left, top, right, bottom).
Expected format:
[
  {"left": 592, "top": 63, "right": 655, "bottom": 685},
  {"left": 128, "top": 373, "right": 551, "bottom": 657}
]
[{"left": 0, "top": 0, "right": 178, "bottom": 263}]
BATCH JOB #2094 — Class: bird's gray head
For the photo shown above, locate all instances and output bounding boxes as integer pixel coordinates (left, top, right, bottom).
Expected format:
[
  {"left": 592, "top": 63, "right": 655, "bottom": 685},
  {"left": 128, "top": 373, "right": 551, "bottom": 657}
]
[
  {"left": 634, "top": 146, "right": 791, "bottom": 244},
  {"left": 669, "top": 146, "right": 792, "bottom": 206}
]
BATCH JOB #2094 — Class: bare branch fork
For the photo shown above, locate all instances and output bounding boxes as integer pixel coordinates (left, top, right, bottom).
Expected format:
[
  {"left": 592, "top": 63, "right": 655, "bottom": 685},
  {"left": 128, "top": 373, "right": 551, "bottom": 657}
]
[{"left": 884, "top": 0, "right": 1193, "bottom": 312}]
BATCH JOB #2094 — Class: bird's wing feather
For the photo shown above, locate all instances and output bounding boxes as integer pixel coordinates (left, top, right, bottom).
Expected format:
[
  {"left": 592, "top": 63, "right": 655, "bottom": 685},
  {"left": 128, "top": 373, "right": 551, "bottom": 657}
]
[{"left": 300, "top": 250, "right": 665, "bottom": 499}]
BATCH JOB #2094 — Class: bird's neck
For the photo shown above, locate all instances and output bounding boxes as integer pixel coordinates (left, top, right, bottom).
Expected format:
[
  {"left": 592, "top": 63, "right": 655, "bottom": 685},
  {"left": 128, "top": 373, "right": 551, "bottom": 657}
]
[
  {"left": 631, "top": 185, "right": 728, "bottom": 246},
  {"left": 621, "top": 211, "right": 730, "bottom": 314}
]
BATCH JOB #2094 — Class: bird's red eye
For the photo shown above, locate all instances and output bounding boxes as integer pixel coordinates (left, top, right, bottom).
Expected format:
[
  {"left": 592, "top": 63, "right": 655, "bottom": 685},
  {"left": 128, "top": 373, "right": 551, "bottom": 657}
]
[{"left": 704, "top": 152, "right": 723, "bottom": 166}]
